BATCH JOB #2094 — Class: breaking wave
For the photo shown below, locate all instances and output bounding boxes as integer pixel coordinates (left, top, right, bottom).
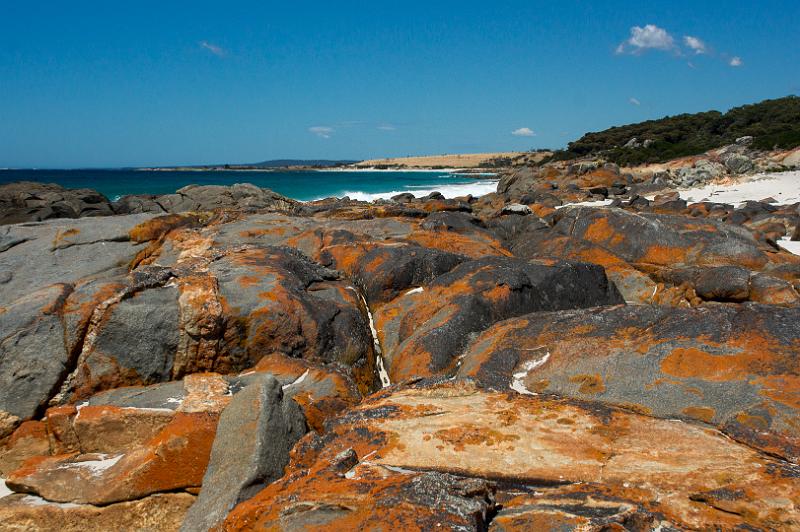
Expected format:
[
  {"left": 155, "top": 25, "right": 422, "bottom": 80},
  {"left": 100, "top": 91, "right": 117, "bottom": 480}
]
[{"left": 329, "top": 179, "right": 499, "bottom": 202}]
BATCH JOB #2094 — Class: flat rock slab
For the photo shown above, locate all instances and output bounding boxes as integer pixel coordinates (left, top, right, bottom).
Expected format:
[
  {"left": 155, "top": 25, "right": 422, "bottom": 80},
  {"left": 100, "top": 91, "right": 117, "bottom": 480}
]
[
  {"left": 458, "top": 303, "right": 800, "bottom": 462},
  {"left": 0, "top": 492, "right": 194, "bottom": 532},
  {"left": 222, "top": 380, "right": 800, "bottom": 530}
]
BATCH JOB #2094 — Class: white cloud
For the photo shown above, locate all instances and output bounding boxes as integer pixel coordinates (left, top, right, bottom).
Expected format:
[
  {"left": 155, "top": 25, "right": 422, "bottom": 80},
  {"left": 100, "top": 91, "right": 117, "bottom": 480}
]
[
  {"left": 511, "top": 127, "right": 536, "bottom": 137},
  {"left": 309, "top": 126, "right": 334, "bottom": 139},
  {"left": 200, "top": 41, "right": 225, "bottom": 57},
  {"left": 684, "top": 35, "right": 707, "bottom": 54},
  {"left": 729, "top": 56, "right": 743, "bottom": 67},
  {"left": 377, "top": 124, "right": 396, "bottom": 131},
  {"left": 617, "top": 24, "right": 675, "bottom": 54},
  {"left": 629, "top": 97, "right": 641, "bottom": 106}
]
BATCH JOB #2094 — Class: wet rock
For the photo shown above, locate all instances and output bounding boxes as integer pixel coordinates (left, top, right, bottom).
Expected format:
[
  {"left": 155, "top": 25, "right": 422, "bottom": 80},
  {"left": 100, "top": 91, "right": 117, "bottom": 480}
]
[
  {"left": 180, "top": 374, "right": 307, "bottom": 531},
  {"left": 222, "top": 380, "right": 800, "bottom": 530},
  {"left": 374, "top": 256, "right": 623, "bottom": 381},
  {"left": 458, "top": 303, "right": 800, "bottom": 462},
  {"left": 0, "top": 182, "right": 114, "bottom": 225}
]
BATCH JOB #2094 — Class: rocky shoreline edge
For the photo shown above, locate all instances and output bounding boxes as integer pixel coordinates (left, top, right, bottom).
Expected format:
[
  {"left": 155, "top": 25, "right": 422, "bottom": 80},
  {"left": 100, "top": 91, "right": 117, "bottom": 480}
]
[{"left": 2, "top": 144, "right": 800, "bottom": 530}]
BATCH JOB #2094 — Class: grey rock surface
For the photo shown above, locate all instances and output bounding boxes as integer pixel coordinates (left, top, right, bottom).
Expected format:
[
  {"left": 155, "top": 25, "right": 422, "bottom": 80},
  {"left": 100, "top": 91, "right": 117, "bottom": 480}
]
[
  {"left": 180, "top": 374, "right": 307, "bottom": 532},
  {"left": 0, "top": 182, "right": 114, "bottom": 225}
]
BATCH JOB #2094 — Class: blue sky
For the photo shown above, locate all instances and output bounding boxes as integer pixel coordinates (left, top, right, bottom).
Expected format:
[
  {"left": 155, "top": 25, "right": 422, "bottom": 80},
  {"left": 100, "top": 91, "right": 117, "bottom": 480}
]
[{"left": 1, "top": 1, "right": 798, "bottom": 168}]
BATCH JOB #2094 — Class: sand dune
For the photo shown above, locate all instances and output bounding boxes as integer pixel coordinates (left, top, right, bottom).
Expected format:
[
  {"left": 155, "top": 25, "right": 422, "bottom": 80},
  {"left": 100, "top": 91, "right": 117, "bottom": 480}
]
[{"left": 355, "top": 152, "right": 532, "bottom": 168}]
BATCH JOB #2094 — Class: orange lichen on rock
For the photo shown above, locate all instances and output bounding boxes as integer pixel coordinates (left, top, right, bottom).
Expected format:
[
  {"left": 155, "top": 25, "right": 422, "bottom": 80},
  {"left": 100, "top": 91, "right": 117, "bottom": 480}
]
[
  {"left": 220, "top": 380, "right": 800, "bottom": 531},
  {"left": 6, "top": 411, "right": 219, "bottom": 505},
  {"left": 128, "top": 214, "right": 204, "bottom": 244},
  {"left": 568, "top": 373, "right": 606, "bottom": 394}
]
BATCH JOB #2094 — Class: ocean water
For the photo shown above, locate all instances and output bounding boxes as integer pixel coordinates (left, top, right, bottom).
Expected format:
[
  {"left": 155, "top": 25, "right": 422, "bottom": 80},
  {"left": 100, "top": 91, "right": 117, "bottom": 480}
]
[{"left": 0, "top": 169, "right": 498, "bottom": 202}]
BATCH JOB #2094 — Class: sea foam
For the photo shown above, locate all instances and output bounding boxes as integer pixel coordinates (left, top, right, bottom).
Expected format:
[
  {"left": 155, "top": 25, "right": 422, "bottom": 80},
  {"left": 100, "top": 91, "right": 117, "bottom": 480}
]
[{"left": 331, "top": 179, "right": 499, "bottom": 202}]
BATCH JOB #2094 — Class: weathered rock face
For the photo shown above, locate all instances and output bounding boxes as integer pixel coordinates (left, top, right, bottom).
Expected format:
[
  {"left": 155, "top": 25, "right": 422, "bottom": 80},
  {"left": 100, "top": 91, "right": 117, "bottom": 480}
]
[
  {"left": 222, "top": 380, "right": 800, "bottom": 530},
  {"left": 5, "top": 374, "right": 231, "bottom": 505},
  {"left": 374, "top": 256, "right": 623, "bottom": 382},
  {"left": 114, "top": 183, "right": 302, "bottom": 216},
  {"left": 0, "top": 214, "right": 166, "bottom": 431},
  {"left": 0, "top": 182, "right": 114, "bottom": 225},
  {"left": 458, "top": 303, "right": 800, "bottom": 462},
  {"left": 347, "top": 244, "right": 468, "bottom": 304},
  {"left": 0, "top": 493, "right": 195, "bottom": 532},
  {"left": 180, "top": 374, "right": 307, "bottom": 531},
  {"left": 243, "top": 353, "right": 362, "bottom": 433},
  {"left": 554, "top": 206, "right": 769, "bottom": 270}
]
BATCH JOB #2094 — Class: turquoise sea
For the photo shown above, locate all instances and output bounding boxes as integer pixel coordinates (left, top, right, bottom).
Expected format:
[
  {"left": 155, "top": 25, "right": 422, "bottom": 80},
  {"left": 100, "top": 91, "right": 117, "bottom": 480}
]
[{"left": 0, "top": 169, "right": 498, "bottom": 202}]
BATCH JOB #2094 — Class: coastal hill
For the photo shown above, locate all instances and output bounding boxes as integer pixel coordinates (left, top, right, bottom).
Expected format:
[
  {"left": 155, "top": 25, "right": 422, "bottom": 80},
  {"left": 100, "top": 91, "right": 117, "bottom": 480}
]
[{"left": 547, "top": 95, "right": 800, "bottom": 166}]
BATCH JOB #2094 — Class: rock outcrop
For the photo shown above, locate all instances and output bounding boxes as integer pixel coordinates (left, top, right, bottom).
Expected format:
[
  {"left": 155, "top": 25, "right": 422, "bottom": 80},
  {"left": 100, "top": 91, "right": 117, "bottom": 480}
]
[
  {"left": 2, "top": 175, "right": 800, "bottom": 530},
  {"left": 0, "top": 182, "right": 114, "bottom": 225}
]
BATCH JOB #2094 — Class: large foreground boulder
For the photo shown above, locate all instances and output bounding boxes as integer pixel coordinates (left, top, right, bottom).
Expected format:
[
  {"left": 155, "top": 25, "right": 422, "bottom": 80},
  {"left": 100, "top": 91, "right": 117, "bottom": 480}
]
[
  {"left": 221, "top": 380, "right": 800, "bottom": 530},
  {"left": 5, "top": 374, "right": 232, "bottom": 505}
]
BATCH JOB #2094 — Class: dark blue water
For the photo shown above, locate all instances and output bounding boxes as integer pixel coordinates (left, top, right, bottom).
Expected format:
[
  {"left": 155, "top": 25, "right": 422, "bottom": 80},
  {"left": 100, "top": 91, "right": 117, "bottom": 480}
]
[{"left": 0, "top": 169, "right": 496, "bottom": 202}]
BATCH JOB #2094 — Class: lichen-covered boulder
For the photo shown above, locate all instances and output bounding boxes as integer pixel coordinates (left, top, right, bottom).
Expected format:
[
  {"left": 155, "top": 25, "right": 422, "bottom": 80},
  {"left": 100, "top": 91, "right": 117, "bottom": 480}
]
[
  {"left": 458, "top": 303, "right": 800, "bottom": 462},
  {"left": 554, "top": 206, "right": 770, "bottom": 270},
  {"left": 374, "top": 256, "right": 623, "bottom": 381}
]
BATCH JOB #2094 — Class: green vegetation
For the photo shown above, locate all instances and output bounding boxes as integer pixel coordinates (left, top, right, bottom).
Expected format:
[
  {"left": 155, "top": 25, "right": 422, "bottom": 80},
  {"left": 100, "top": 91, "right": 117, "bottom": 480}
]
[{"left": 544, "top": 96, "right": 800, "bottom": 166}]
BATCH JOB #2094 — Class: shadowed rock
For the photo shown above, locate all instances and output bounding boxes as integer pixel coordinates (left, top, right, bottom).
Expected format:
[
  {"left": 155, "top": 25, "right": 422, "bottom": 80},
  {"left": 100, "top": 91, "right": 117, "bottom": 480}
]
[
  {"left": 0, "top": 182, "right": 114, "bottom": 225},
  {"left": 375, "top": 256, "right": 623, "bottom": 381}
]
